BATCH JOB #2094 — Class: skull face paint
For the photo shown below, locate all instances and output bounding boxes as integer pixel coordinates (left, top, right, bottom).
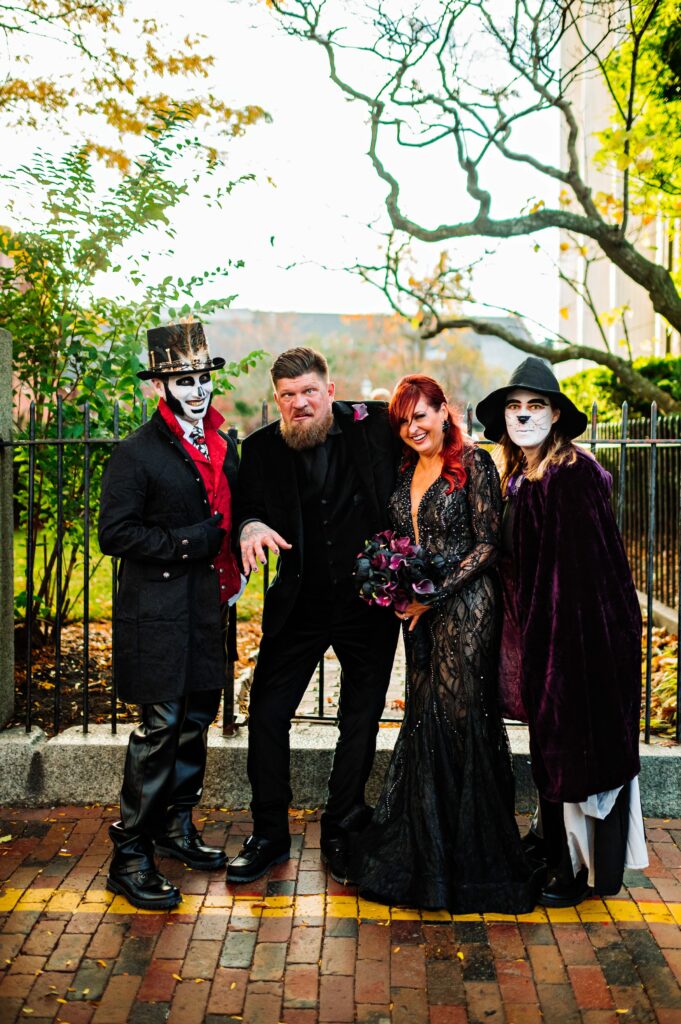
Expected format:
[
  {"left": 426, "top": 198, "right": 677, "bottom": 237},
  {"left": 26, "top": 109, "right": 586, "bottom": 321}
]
[
  {"left": 163, "top": 371, "right": 213, "bottom": 424},
  {"left": 504, "top": 389, "right": 560, "bottom": 453}
]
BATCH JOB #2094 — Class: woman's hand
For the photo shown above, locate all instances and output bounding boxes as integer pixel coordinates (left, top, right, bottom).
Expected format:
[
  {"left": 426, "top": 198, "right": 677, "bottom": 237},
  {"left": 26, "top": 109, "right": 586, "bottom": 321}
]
[{"left": 396, "top": 600, "right": 430, "bottom": 632}]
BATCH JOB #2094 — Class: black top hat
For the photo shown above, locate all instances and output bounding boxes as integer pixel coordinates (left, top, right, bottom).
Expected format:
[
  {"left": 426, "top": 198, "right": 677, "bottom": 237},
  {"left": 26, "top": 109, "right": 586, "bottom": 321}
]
[
  {"left": 137, "top": 321, "right": 226, "bottom": 380},
  {"left": 475, "top": 356, "right": 588, "bottom": 442}
]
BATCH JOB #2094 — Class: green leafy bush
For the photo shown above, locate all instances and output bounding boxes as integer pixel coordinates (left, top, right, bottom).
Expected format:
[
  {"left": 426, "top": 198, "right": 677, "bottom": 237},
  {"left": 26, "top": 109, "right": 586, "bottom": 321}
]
[
  {"left": 3, "top": 110, "right": 264, "bottom": 631},
  {"left": 561, "top": 357, "right": 681, "bottom": 421}
]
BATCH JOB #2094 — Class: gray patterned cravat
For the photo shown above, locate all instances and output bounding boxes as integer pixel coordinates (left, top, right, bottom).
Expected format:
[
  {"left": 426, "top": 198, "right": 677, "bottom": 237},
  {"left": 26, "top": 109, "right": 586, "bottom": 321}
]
[{"left": 189, "top": 424, "right": 209, "bottom": 460}]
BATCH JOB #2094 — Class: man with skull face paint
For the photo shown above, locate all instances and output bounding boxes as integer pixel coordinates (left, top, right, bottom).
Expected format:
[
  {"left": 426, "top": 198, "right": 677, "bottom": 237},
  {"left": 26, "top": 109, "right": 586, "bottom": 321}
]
[
  {"left": 98, "top": 321, "right": 242, "bottom": 910},
  {"left": 477, "top": 358, "right": 647, "bottom": 908}
]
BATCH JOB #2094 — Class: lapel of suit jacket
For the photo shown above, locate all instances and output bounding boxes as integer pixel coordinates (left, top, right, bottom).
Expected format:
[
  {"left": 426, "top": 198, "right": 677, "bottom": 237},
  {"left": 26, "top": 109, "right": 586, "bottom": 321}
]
[
  {"left": 270, "top": 422, "right": 303, "bottom": 547},
  {"left": 334, "top": 401, "right": 381, "bottom": 521}
]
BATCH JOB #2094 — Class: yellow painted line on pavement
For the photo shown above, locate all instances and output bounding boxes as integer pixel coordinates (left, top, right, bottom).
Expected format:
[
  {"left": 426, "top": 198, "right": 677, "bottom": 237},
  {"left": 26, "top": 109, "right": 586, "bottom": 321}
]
[
  {"left": 391, "top": 907, "right": 421, "bottom": 920},
  {"left": 357, "top": 897, "right": 391, "bottom": 920},
  {"left": 0, "top": 888, "right": 21, "bottom": 913},
  {"left": 577, "top": 898, "right": 612, "bottom": 923},
  {"left": 327, "top": 895, "right": 358, "bottom": 918},
  {"left": 2, "top": 884, "right": 681, "bottom": 926},
  {"left": 421, "top": 908, "right": 453, "bottom": 921},
  {"left": 605, "top": 899, "right": 643, "bottom": 922},
  {"left": 637, "top": 901, "right": 677, "bottom": 924},
  {"left": 545, "top": 906, "right": 581, "bottom": 924},
  {"left": 47, "top": 891, "right": 82, "bottom": 913}
]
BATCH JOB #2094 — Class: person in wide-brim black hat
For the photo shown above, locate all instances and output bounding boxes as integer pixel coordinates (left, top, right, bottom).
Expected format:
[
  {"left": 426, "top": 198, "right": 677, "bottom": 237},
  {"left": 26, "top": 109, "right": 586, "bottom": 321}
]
[
  {"left": 474, "top": 356, "right": 647, "bottom": 910},
  {"left": 475, "top": 356, "right": 587, "bottom": 443}
]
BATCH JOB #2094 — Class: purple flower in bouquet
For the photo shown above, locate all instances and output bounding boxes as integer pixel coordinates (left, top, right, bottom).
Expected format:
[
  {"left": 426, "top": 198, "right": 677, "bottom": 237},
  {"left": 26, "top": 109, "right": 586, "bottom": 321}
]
[
  {"left": 353, "top": 530, "right": 446, "bottom": 610},
  {"left": 352, "top": 403, "right": 369, "bottom": 421},
  {"left": 412, "top": 578, "right": 436, "bottom": 596},
  {"left": 390, "top": 535, "right": 415, "bottom": 555}
]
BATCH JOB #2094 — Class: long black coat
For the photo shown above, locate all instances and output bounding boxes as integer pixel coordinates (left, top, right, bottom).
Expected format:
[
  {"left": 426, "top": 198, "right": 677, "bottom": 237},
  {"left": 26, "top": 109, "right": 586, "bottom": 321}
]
[
  {"left": 98, "top": 410, "right": 238, "bottom": 703},
  {"left": 237, "top": 400, "right": 400, "bottom": 636}
]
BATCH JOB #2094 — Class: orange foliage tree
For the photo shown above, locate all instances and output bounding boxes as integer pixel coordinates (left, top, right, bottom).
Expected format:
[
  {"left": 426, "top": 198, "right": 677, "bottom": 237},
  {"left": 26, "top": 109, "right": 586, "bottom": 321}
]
[{"left": 1, "top": 1, "right": 268, "bottom": 170}]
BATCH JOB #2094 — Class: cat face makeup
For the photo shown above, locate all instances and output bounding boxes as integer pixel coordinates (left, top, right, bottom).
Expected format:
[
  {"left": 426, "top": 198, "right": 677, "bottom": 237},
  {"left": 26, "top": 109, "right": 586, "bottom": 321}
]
[
  {"left": 152, "top": 371, "right": 213, "bottom": 424},
  {"left": 504, "top": 389, "right": 560, "bottom": 452}
]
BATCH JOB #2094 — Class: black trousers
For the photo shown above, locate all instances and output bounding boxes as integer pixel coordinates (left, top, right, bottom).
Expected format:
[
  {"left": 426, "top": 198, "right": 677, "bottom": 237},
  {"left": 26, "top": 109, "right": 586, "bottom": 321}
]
[
  {"left": 247, "top": 584, "right": 399, "bottom": 842},
  {"left": 111, "top": 606, "right": 229, "bottom": 869},
  {"left": 540, "top": 783, "right": 631, "bottom": 896},
  {"left": 111, "top": 688, "right": 222, "bottom": 868}
]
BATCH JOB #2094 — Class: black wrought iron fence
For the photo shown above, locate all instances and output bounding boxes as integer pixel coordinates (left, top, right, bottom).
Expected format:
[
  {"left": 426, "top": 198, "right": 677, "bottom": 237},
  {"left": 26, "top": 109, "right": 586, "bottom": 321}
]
[{"left": 3, "top": 398, "right": 680, "bottom": 742}]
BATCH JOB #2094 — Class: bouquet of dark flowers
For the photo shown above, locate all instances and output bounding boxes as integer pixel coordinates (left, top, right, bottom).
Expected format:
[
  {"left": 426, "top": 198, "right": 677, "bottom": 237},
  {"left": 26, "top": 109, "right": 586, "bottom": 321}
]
[{"left": 354, "top": 530, "right": 447, "bottom": 613}]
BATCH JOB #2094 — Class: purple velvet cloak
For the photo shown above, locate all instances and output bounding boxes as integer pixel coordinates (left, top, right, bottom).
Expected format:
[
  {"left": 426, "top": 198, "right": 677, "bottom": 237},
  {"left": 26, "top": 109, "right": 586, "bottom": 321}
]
[{"left": 506, "top": 448, "right": 641, "bottom": 804}]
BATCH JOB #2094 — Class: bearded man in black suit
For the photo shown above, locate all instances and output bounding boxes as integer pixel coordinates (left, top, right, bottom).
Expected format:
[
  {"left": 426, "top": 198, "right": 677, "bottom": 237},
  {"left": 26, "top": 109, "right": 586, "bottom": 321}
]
[{"left": 227, "top": 347, "right": 400, "bottom": 884}]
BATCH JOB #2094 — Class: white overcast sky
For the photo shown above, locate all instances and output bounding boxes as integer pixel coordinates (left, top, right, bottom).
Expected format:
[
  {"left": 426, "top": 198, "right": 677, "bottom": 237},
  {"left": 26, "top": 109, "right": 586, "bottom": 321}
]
[{"left": 0, "top": 0, "right": 561, "bottom": 335}]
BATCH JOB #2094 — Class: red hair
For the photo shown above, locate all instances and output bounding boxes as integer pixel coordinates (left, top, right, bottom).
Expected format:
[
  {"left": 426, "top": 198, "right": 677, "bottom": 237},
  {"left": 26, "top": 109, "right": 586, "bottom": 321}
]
[{"left": 388, "top": 375, "right": 469, "bottom": 492}]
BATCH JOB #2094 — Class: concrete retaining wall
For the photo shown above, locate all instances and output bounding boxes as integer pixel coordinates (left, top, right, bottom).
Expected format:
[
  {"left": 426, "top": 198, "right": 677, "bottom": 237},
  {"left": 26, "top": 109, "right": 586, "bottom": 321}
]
[{"left": 1, "top": 723, "right": 679, "bottom": 816}]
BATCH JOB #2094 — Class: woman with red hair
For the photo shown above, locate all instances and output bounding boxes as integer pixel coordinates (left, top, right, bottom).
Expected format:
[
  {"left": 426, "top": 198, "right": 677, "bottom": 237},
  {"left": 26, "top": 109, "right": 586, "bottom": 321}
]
[{"left": 357, "top": 374, "right": 538, "bottom": 912}]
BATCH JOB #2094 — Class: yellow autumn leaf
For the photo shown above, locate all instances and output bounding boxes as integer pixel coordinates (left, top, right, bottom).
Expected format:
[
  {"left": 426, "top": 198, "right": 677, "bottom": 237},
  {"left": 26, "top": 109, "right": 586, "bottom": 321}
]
[
  {"left": 194, "top": 978, "right": 205, "bottom": 984},
  {"left": 172, "top": 974, "right": 183, "bottom": 982},
  {"left": 230, "top": 981, "right": 237, "bottom": 990},
  {"left": 393, "top": 946, "right": 401, "bottom": 953},
  {"left": 0, "top": 835, "right": 12, "bottom": 843},
  {"left": 96, "top": 960, "right": 107, "bottom": 968},
  {"left": 457, "top": 951, "right": 464, "bottom": 960}
]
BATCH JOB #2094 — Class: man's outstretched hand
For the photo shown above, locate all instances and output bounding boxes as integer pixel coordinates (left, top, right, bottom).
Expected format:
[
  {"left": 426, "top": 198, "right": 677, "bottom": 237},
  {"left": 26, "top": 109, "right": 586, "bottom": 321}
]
[{"left": 240, "top": 520, "right": 292, "bottom": 575}]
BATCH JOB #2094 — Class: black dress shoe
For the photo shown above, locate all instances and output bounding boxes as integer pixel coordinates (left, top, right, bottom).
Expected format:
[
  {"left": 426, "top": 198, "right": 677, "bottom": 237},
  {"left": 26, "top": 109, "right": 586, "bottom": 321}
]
[
  {"left": 155, "top": 829, "right": 227, "bottom": 871},
  {"left": 321, "top": 837, "right": 356, "bottom": 886},
  {"left": 106, "top": 867, "right": 181, "bottom": 910},
  {"left": 539, "top": 867, "right": 591, "bottom": 908},
  {"left": 226, "top": 835, "right": 290, "bottom": 883}
]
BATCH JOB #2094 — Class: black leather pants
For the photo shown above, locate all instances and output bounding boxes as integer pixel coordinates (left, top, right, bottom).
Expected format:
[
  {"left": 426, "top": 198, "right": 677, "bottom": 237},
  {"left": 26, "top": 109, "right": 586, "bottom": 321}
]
[{"left": 111, "top": 688, "right": 221, "bottom": 871}]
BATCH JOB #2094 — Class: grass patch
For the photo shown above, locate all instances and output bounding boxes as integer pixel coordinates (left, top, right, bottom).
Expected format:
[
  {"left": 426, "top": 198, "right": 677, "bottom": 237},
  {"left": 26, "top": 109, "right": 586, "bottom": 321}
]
[{"left": 14, "top": 530, "right": 114, "bottom": 622}]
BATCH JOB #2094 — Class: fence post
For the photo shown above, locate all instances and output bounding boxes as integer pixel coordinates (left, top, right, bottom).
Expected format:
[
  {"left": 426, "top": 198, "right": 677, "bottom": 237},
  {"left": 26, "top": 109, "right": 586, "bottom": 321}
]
[{"left": 0, "top": 329, "right": 14, "bottom": 727}]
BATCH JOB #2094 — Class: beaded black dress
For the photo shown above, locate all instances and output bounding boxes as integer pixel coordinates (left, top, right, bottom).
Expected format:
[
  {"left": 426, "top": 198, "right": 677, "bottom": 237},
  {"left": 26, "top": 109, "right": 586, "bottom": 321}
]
[{"left": 357, "top": 446, "right": 538, "bottom": 913}]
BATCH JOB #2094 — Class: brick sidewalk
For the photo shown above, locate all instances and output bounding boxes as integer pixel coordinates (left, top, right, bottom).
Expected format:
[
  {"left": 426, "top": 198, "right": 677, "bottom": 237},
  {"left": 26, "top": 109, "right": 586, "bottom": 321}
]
[{"left": 1, "top": 807, "right": 681, "bottom": 1024}]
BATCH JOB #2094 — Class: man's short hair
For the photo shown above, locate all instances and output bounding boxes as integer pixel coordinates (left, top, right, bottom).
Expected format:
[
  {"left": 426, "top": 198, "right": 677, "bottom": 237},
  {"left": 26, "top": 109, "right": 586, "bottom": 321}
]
[{"left": 270, "top": 347, "right": 328, "bottom": 385}]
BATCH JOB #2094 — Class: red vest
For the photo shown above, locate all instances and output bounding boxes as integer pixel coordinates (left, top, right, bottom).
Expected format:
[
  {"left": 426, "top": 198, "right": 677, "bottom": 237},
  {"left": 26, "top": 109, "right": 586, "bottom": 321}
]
[{"left": 159, "top": 399, "right": 241, "bottom": 603}]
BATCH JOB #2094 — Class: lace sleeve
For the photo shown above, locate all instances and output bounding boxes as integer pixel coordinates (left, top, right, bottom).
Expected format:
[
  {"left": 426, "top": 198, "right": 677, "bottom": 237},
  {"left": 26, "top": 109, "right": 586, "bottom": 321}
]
[{"left": 429, "top": 446, "right": 501, "bottom": 605}]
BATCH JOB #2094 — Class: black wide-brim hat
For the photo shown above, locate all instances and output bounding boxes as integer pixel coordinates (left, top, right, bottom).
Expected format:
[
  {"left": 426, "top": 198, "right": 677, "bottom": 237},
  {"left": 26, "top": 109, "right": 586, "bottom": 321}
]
[
  {"left": 137, "top": 320, "right": 225, "bottom": 380},
  {"left": 475, "top": 356, "right": 588, "bottom": 442}
]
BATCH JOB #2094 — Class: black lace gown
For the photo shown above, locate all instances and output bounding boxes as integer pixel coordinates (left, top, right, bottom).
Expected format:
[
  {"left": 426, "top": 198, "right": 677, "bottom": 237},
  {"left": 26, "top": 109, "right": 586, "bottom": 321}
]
[{"left": 357, "top": 446, "right": 538, "bottom": 913}]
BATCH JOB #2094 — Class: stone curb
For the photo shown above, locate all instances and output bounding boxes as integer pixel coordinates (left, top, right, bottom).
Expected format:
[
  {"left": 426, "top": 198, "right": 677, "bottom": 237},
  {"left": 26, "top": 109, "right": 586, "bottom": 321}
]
[{"left": 0, "top": 723, "right": 679, "bottom": 815}]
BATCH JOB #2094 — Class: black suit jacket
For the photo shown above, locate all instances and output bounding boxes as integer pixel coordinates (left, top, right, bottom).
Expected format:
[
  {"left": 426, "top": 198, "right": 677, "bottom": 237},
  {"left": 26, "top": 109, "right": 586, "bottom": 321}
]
[{"left": 237, "top": 400, "right": 400, "bottom": 636}]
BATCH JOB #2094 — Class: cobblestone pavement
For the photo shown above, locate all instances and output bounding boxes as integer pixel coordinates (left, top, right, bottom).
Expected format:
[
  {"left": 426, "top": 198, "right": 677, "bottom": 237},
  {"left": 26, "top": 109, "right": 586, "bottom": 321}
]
[{"left": 1, "top": 807, "right": 681, "bottom": 1024}]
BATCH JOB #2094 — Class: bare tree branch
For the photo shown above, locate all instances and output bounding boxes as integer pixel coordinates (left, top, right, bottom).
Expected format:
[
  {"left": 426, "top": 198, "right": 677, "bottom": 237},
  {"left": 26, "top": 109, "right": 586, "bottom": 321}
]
[{"left": 270, "top": 0, "right": 681, "bottom": 405}]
